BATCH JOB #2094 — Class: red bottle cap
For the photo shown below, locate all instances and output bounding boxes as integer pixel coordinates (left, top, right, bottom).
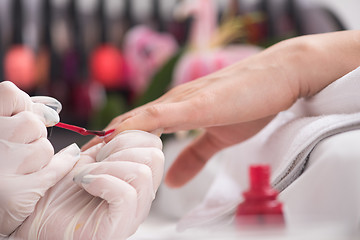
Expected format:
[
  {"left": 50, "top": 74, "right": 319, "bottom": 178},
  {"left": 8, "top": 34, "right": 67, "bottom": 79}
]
[{"left": 235, "top": 164, "right": 284, "bottom": 226}]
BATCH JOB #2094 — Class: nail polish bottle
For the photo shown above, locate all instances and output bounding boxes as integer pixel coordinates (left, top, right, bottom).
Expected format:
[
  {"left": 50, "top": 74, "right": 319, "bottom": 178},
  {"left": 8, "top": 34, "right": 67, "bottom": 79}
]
[{"left": 235, "top": 164, "right": 284, "bottom": 228}]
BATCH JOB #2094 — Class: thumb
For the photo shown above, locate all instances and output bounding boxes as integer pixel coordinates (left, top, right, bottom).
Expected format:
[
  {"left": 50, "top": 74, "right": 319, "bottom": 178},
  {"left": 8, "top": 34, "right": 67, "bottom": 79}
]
[
  {"left": 164, "top": 132, "right": 224, "bottom": 188},
  {"left": 75, "top": 174, "right": 138, "bottom": 239},
  {"left": 35, "top": 143, "right": 80, "bottom": 191}
]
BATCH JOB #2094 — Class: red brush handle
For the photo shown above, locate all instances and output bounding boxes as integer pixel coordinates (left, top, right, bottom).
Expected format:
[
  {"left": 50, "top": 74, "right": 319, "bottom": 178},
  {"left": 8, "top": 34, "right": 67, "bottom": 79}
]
[
  {"left": 55, "top": 122, "right": 87, "bottom": 135},
  {"left": 55, "top": 122, "right": 114, "bottom": 137}
]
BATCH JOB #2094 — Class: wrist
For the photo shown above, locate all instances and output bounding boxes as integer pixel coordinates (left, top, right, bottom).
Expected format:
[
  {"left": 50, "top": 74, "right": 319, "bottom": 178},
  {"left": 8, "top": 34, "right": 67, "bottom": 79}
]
[{"left": 276, "top": 30, "right": 360, "bottom": 98}]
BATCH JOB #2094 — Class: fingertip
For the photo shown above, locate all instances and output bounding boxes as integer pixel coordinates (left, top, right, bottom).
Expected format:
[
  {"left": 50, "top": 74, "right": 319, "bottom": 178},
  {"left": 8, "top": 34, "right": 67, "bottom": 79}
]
[
  {"left": 0, "top": 81, "right": 33, "bottom": 116},
  {"left": 164, "top": 133, "right": 220, "bottom": 188},
  {"left": 31, "top": 96, "right": 62, "bottom": 113},
  {"left": 74, "top": 173, "right": 95, "bottom": 186},
  {"left": 36, "top": 143, "right": 79, "bottom": 186},
  {"left": 81, "top": 137, "right": 101, "bottom": 151},
  {"left": 32, "top": 103, "right": 60, "bottom": 127},
  {"left": 164, "top": 173, "right": 186, "bottom": 188},
  {"left": 58, "top": 143, "right": 80, "bottom": 157},
  {"left": 78, "top": 173, "right": 137, "bottom": 203},
  {"left": 51, "top": 143, "right": 80, "bottom": 169},
  {"left": 164, "top": 159, "right": 192, "bottom": 188},
  {"left": 103, "top": 129, "right": 119, "bottom": 143}
]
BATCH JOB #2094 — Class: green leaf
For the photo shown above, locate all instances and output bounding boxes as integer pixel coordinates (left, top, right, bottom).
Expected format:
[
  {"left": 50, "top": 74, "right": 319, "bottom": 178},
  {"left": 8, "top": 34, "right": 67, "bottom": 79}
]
[{"left": 90, "top": 93, "right": 127, "bottom": 130}]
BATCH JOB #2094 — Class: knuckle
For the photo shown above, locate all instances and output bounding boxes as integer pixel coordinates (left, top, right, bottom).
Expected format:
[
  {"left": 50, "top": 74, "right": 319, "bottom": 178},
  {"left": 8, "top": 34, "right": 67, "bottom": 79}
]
[
  {"left": 19, "top": 111, "right": 38, "bottom": 123},
  {"left": 188, "top": 93, "right": 213, "bottom": 122},
  {"left": 151, "top": 148, "right": 165, "bottom": 166},
  {"left": 135, "top": 164, "right": 153, "bottom": 180},
  {"left": 0, "top": 81, "right": 18, "bottom": 94},
  {"left": 123, "top": 184, "right": 138, "bottom": 201},
  {"left": 145, "top": 105, "right": 162, "bottom": 118},
  {"left": 143, "top": 105, "right": 163, "bottom": 129},
  {"left": 36, "top": 138, "right": 54, "bottom": 156},
  {"left": 0, "top": 81, "right": 19, "bottom": 104},
  {"left": 192, "top": 91, "right": 213, "bottom": 108},
  {"left": 19, "top": 111, "right": 46, "bottom": 132},
  {"left": 110, "top": 115, "right": 122, "bottom": 125}
]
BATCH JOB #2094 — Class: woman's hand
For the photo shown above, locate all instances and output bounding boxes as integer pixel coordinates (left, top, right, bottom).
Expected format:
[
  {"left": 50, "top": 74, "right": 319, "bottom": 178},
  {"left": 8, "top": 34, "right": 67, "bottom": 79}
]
[{"left": 82, "top": 30, "right": 360, "bottom": 188}]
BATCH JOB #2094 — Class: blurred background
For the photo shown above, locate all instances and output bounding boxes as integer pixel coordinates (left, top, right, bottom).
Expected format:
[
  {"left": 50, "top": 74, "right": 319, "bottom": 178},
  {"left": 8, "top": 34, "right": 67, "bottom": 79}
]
[{"left": 0, "top": 0, "right": 358, "bottom": 151}]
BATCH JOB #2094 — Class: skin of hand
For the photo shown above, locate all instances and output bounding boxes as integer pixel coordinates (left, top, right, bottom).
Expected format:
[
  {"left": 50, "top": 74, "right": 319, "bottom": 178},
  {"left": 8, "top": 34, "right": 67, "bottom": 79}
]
[
  {"left": 0, "top": 81, "right": 80, "bottom": 237},
  {"left": 82, "top": 30, "right": 360, "bottom": 188},
  {"left": 11, "top": 130, "right": 164, "bottom": 240}
]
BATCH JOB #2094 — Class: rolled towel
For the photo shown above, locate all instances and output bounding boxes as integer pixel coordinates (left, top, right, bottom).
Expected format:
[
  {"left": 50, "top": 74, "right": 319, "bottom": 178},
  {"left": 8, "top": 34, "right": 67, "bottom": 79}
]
[{"left": 176, "top": 66, "right": 360, "bottom": 231}]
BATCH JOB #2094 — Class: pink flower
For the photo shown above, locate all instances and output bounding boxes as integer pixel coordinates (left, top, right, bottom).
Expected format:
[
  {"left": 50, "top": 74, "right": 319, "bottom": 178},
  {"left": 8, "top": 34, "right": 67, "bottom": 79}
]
[
  {"left": 172, "top": 0, "right": 262, "bottom": 86},
  {"left": 173, "top": 45, "right": 261, "bottom": 86},
  {"left": 123, "top": 25, "right": 178, "bottom": 96}
]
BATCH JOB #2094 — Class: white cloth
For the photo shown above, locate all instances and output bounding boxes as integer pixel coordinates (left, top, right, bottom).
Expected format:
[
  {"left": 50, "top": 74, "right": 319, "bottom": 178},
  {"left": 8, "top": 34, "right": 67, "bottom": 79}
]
[
  {"left": 280, "top": 129, "right": 360, "bottom": 233},
  {"left": 176, "top": 66, "right": 360, "bottom": 231}
]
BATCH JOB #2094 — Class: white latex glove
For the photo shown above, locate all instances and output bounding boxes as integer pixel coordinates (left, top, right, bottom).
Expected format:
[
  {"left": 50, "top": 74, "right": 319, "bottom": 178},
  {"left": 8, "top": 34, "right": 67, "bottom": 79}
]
[
  {"left": 0, "top": 81, "right": 80, "bottom": 237},
  {"left": 11, "top": 130, "right": 165, "bottom": 240}
]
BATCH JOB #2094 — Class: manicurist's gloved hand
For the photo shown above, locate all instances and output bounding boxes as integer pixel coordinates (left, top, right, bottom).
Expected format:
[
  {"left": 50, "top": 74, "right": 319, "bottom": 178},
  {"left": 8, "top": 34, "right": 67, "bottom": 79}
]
[
  {"left": 0, "top": 81, "right": 80, "bottom": 238},
  {"left": 11, "top": 130, "right": 164, "bottom": 240}
]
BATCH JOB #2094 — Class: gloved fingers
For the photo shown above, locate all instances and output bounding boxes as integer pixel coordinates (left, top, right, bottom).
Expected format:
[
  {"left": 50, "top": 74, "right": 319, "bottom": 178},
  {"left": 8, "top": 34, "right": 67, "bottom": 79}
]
[
  {"left": 31, "top": 96, "right": 62, "bottom": 114},
  {"left": 0, "top": 111, "right": 48, "bottom": 143},
  {"left": 0, "top": 144, "right": 78, "bottom": 238},
  {"left": 31, "top": 102, "right": 60, "bottom": 127},
  {"left": 0, "top": 81, "right": 33, "bottom": 116},
  {"left": 96, "top": 130, "right": 163, "bottom": 162},
  {"left": 0, "top": 137, "right": 54, "bottom": 175},
  {"left": 74, "top": 173, "right": 138, "bottom": 238},
  {"left": 69, "top": 143, "right": 106, "bottom": 179},
  {"left": 80, "top": 142, "right": 105, "bottom": 163},
  {"left": 0, "top": 82, "right": 60, "bottom": 126},
  {"left": 60, "top": 142, "right": 103, "bottom": 173},
  {"left": 74, "top": 161, "right": 154, "bottom": 223},
  {"left": 102, "top": 147, "right": 165, "bottom": 191},
  {"left": 32, "top": 143, "right": 80, "bottom": 191}
]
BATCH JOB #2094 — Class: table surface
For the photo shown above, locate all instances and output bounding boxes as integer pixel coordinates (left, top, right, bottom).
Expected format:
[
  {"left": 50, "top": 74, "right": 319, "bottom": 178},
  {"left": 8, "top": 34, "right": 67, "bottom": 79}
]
[{"left": 129, "top": 213, "right": 359, "bottom": 240}]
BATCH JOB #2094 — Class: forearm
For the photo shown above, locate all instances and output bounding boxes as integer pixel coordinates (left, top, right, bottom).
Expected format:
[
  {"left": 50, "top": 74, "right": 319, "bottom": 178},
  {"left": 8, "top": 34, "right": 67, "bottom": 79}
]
[
  {"left": 273, "top": 30, "right": 360, "bottom": 98},
  {"left": 214, "top": 30, "right": 360, "bottom": 122}
]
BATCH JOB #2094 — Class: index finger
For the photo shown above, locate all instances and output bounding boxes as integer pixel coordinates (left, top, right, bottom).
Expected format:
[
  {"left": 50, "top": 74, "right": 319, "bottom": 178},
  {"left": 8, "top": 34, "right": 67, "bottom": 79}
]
[
  {"left": 80, "top": 106, "right": 151, "bottom": 151},
  {"left": 104, "top": 102, "right": 197, "bottom": 143}
]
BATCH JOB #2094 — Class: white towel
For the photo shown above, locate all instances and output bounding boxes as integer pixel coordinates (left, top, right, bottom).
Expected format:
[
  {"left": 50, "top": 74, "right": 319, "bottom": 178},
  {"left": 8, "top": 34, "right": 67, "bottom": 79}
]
[{"left": 176, "top": 66, "right": 360, "bottom": 231}]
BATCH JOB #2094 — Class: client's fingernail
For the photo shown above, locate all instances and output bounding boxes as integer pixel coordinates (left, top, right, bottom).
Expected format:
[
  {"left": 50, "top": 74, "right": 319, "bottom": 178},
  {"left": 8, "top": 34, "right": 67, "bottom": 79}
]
[{"left": 31, "top": 96, "right": 62, "bottom": 113}]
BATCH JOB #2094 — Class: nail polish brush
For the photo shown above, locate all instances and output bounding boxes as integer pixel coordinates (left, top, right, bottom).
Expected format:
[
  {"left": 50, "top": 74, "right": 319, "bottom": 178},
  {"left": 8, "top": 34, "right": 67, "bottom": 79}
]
[{"left": 55, "top": 122, "right": 115, "bottom": 137}]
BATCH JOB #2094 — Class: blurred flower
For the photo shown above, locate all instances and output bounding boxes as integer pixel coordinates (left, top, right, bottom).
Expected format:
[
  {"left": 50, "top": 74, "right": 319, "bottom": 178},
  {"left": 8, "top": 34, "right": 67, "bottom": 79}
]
[
  {"left": 172, "top": 0, "right": 263, "bottom": 86},
  {"left": 123, "top": 25, "right": 178, "bottom": 96}
]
